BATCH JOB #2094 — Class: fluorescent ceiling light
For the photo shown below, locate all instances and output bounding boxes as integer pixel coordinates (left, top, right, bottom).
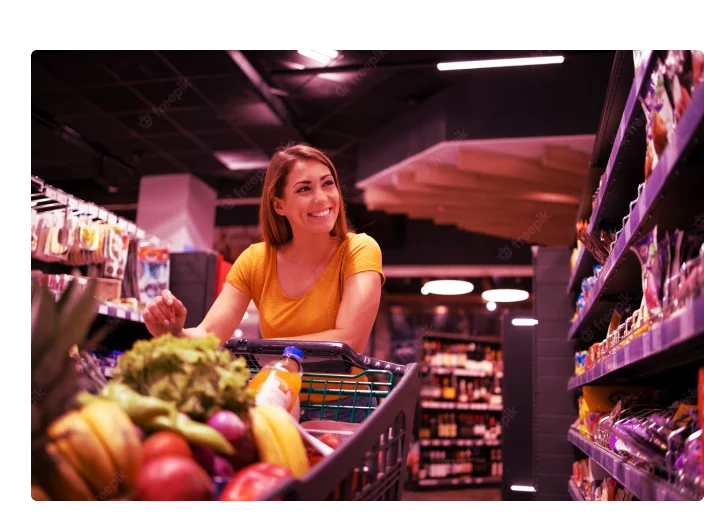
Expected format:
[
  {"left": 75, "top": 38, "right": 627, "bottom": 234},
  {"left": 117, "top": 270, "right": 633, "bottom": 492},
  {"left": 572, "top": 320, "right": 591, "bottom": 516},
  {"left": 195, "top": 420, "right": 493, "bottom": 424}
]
[
  {"left": 215, "top": 151, "right": 270, "bottom": 171},
  {"left": 510, "top": 485, "right": 536, "bottom": 493},
  {"left": 421, "top": 280, "right": 474, "bottom": 296},
  {"left": 512, "top": 318, "right": 539, "bottom": 327},
  {"left": 481, "top": 289, "right": 530, "bottom": 303},
  {"left": 487, "top": 301, "right": 497, "bottom": 312},
  {"left": 438, "top": 55, "right": 564, "bottom": 72},
  {"left": 298, "top": 50, "right": 338, "bottom": 64}
]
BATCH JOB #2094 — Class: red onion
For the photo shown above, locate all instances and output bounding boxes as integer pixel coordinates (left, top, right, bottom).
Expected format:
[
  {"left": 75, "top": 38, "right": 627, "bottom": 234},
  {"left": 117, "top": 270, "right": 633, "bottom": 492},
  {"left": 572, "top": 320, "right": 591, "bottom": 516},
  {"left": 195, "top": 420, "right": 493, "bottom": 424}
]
[{"left": 206, "top": 410, "right": 246, "bottom": 445}]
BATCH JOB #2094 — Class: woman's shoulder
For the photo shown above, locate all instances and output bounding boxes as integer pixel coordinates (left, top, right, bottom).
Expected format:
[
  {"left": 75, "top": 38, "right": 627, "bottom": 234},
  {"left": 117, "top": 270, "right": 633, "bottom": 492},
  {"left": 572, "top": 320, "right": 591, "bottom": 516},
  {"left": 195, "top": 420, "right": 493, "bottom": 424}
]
[
  {"left": 344, "top": 232, "right": 380, "bottom": 251},
  {"left": 237, "top": 241, "right": 270, "bottom": 263}
]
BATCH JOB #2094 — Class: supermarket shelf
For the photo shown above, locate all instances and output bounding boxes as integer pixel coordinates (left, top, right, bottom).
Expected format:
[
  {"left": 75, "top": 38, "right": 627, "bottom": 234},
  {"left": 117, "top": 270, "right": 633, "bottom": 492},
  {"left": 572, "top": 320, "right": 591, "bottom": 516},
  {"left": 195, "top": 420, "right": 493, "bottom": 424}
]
[
  {"left": 423, "top": 332, "right": 502, "bottom": 344},
  {"left": 50, "top": 291, "right": 145, "bottom": 323},
  {"left": 587, "top": 50, "right": 654, "bottom": 234},
  {"left": 423, "top": 367, "right": 491, "bottom": 377},
  {"left": 97, "top": 302, "right": 144, "bottom": 323},
  {"left": 568, "top": 294, "right": 704, "bottom": 389},
  {"left": 567, "top": 429, "right": 700, "bottom": 501},
  {"left": 420, "top": 438, "right": 501, "bottom": 448},
  {"left": 421, "top": 401, "right": 503, "bottom": 411},
  {"left": 415, "top": 476, "right": 502, "bottom": 487},
  {"left": 568, "top": 479, "right": 586, "bottom": 501},
  {"left": 569, "top": 85, "right": 704, "bottom": 342},
  {"left": 567, "top": 246, "right": 597, "bottom": 294}
]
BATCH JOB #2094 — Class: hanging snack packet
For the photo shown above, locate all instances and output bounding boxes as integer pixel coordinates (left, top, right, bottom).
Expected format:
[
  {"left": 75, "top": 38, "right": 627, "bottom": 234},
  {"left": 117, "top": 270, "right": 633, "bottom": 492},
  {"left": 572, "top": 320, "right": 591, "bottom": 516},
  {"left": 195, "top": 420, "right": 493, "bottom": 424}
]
[
  {"left": 664, "top": 51, "right": 693, "bottom": 122},
  {"left": 630, "top": 227, "right": 662, "bottom": 322},
  {"left": 692, "top": 50, "right": 704, "bottom": 91},
  {"left": 640, "top": 60, "right": 676, "bottom": 180}
]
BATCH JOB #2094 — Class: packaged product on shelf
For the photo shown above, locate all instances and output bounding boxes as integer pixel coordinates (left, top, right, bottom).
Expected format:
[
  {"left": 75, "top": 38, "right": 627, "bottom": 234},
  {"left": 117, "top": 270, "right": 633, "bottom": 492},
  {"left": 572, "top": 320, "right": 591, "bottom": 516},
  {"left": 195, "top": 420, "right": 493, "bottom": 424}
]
[
  {"left": 641, "top": 59, "right": 676, "bottom": 180},
  {"left": 664, "top": 51, "right": 694, "bottom": 122},
  {"left": 692, "top": 50, "right": 704, "bottom": 91},
  {"left": 630, "top": 227, "right": 663, "bottom": 322},
  {"left": 138, "top": 246, "right": 170, "bottom": 304}
]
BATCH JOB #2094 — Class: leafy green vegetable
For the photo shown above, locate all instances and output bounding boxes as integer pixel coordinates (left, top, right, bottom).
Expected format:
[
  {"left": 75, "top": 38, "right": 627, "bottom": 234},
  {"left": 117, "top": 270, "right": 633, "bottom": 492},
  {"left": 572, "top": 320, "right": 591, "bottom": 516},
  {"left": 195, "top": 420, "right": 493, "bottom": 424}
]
[{"left": 112, "top": 334, "right": 253, "bottom": 421}]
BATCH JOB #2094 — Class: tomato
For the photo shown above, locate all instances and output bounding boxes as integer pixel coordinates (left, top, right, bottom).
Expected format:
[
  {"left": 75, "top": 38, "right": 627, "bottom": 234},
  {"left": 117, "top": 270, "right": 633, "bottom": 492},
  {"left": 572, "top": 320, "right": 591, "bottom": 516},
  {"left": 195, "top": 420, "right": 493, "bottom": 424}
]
[
  {"left": 137, "top": 456, "right": 213, "bottom": 501},
  {"left": 142, "top": 431, "right": 192, "bottom": 463},
  {"left": 219, "top": 463, "right": 293, "bottom": 501}
]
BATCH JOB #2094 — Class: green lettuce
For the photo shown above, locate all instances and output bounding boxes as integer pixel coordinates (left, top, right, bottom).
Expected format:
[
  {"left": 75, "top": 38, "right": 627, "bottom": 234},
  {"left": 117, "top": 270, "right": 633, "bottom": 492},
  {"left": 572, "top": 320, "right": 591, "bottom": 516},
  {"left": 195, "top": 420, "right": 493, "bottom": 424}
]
[{"left": 113, "top": 334, "right": 253, "bottom": 421}]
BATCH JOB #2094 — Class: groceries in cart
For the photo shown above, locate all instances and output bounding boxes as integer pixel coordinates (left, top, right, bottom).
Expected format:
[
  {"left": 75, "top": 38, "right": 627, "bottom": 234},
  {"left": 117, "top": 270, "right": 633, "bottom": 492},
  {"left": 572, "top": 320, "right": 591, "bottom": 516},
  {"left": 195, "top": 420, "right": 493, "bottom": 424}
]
[{"left": 32, "top": 328, "right": 417, "bottom": 501}]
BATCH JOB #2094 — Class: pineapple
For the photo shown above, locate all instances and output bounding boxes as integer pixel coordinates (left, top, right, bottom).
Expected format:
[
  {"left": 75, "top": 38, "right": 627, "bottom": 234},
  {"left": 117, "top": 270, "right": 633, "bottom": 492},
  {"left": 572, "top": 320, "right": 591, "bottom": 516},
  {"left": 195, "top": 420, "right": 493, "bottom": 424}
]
[{"left": 31, "top": 278, "right": 104, "bottom": 482}]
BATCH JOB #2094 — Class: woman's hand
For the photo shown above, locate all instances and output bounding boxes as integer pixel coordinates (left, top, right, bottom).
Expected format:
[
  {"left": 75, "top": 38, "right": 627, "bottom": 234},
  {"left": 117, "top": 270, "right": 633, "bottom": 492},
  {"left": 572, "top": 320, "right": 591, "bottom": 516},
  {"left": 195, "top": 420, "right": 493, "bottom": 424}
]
[{"left": 143, "top": 289, "right": 188, "bottom": 338}]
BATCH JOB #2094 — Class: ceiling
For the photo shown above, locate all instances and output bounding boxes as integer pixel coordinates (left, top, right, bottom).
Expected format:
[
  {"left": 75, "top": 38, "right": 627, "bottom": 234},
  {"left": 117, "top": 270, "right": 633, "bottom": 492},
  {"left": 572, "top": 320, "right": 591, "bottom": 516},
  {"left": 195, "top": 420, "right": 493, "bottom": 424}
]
[
  {"left": 31, "top": 50, "right": 613, "bottom": 213},
  {"left": 357, "top": 134, "right": 594, "bottom": 245}
]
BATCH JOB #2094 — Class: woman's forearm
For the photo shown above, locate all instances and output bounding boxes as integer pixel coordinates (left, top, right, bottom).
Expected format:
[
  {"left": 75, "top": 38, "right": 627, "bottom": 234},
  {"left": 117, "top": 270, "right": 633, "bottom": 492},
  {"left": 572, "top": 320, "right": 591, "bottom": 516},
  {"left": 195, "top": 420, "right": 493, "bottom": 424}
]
[{"left": 177, "top": 327, "right": 210, "bottom": 339}]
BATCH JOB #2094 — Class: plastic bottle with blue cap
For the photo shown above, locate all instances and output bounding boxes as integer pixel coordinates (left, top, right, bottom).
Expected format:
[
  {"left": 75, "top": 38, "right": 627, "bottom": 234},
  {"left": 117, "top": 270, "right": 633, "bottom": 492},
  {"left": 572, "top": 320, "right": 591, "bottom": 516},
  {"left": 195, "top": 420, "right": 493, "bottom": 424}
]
[{"left": 247, "top": 346, "right": 305, "bottom": 419}]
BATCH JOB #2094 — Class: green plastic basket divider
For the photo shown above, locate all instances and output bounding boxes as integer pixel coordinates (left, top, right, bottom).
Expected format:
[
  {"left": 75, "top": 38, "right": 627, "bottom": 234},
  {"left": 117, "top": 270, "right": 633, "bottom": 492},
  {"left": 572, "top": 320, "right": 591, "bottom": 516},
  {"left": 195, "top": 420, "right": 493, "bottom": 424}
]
[{"left": 248, "top": 369, "right": 395, "bottom": 423}]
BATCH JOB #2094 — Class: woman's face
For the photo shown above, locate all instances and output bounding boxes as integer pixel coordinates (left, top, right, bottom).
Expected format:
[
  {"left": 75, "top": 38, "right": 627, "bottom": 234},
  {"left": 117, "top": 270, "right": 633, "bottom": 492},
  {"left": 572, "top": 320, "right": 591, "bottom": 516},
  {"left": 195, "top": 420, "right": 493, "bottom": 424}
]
[{"left": 274, "top": 159, "right": 340, "bottom": 237}]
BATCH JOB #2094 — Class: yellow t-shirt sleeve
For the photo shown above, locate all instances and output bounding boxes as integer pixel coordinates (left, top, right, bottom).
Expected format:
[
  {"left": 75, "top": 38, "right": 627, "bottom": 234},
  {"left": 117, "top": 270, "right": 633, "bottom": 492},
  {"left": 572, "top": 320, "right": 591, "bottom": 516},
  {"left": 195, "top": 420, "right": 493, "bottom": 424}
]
[
  {"left": 226, "top": 244, "right": 254, "bottom": 298},
  {"left": 342, "top": 234, "right": 386, "bottom": 286}
]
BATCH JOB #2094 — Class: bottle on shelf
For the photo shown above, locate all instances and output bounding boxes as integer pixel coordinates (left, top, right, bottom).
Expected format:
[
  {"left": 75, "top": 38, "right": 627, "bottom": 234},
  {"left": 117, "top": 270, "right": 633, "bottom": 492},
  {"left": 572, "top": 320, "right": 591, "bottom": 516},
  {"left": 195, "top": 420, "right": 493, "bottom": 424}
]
[
  {"left": 247, "top": 346, "right": 304, "bottom": 416},
  {"left": 458, "top": 379, "right": 468, "bottom": 403}
]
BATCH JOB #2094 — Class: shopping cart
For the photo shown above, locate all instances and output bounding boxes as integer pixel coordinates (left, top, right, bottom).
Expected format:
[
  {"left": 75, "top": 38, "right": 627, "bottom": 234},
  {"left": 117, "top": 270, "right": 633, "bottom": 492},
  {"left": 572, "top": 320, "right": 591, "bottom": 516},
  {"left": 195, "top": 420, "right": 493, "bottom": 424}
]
[{"left": 225, "top": 339, "right": 421, "bottom": 500}]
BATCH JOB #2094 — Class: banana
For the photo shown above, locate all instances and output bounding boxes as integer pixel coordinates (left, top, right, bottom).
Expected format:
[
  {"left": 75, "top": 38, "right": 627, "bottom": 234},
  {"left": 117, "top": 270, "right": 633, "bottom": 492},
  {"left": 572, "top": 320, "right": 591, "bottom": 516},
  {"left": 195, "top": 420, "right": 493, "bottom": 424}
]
[
  {"left": 43, "top": 443, "right": 93, "bottom": 500},
  {"left": 31, "top": 481, "right": 51, "bottom": 501},
  {"left": 79, "top": 400, "right": 142, "bottom": 492},
  {"left": 249, "top": 406, "right": 288, "bottom": 468},
  {"left": 257, "top": 404, "right": 310, "bottom": 478},
  {"left": 47, "top": 411, "right": 118, "bottom": 498}
]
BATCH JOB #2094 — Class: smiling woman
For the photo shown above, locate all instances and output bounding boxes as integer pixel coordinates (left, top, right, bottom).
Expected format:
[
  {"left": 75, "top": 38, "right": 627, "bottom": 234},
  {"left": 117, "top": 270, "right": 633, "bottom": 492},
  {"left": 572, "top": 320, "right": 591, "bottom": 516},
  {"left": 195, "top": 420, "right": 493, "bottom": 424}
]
[{"left": 142, "top": 144, "right": 385, "bottom": 423}]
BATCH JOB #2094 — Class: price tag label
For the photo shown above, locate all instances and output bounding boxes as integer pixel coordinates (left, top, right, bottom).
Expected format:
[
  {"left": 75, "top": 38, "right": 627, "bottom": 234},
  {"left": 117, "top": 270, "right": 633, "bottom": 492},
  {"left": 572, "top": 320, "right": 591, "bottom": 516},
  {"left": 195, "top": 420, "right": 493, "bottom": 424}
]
[
  {"left": 45, "top": 188, "right": 57, "bottom": 201},
  {"left": 98, "top": 209, "right": 108, "bottom": 221},
  {"left": 642, "top": 333, "right": 651, "bottom": 357},
  {"left": 68, "top": 197, "right": 78, "bottom": 210},
  {"left": 651, "top": 326, "right": 662, "bottom": 351},
  {"left": 136, "top": 228, "right": 145, "bottom": 239},
  {"left": 88, "top": 204, "right": 97, "bottom": 218},
  {"left": 56, "top": 191, "right": 68, "bottom": 205},
  {"left": 107, "top": 213, "right": 118, "bottom": 226},
  {"left": 681, "top": 305, "right": 695, "bottom": 339}
]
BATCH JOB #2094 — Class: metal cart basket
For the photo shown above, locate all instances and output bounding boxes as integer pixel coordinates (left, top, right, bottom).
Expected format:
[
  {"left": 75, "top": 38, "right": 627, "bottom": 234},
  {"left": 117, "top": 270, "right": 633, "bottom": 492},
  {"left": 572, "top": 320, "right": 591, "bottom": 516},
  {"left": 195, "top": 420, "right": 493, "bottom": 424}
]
[{"left": 225, "top": 339, "right": 421, "bottom": 500}]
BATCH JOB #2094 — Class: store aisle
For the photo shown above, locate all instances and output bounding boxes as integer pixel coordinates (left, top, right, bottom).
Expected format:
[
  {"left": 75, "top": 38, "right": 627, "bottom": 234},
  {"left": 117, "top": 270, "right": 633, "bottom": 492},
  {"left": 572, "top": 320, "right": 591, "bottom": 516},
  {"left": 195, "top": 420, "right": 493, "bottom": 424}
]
[{"left": 402, "top": 487, "right": 501, "bottom": 501}]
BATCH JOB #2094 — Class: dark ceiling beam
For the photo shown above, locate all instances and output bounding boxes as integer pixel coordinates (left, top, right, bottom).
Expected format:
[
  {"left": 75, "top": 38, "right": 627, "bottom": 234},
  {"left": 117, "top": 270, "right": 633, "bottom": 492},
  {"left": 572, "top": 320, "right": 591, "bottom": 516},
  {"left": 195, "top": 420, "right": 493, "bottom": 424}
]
[
  {"left": 33, "top": 63, "right": 193, "bottom": 180},
  {"left": 152, "top": 51, "right": 262, "bottom": 152},
  {"left": 91, "top": 54, "right": 228, "bottom": 175},
  {"left": 227, "top": 51, "right": 307, "bottom": 143},
  {"left": 31, "top": 105, "right": 137, "bottom": 192},
  {"left": 271, "top": 58, "right": 440, "bottom": 77},
  {"left": 33, "top": 73, "right": 240, "bottom": 93}
]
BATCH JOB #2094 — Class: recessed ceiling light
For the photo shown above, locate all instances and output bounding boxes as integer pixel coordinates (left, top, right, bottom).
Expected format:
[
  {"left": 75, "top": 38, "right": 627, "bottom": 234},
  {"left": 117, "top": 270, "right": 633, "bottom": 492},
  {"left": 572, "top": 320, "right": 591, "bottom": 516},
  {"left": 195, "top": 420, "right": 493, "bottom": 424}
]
[
  {"left": 481, "top": 289, "right": 530, "bottom": 303},
  {"left": 434, "top": 305, "right": 449, "bottom": 315},
  {"left": 234, "top": 328, "right": 243, "bottom": 338},
  {"left": 512, "top": 318, "right": 538, "bottom": 327},
  {"left": 438, "top": 55, "right": 564, "bottom": 72},
  {"left": 487, "top": 301, "right": 497, "bottom": 311},
  {"left": 298, "top": 50, "right": 338, "bottom": 64},
  {"left": 421, "top": 280, "right": 474, "bottom": 296},
  {"left": 214, "top": 150, "right": 270, "bottom": 171},
  {"left": 510, "top": 485, "right": 536, "bottom": 492}
]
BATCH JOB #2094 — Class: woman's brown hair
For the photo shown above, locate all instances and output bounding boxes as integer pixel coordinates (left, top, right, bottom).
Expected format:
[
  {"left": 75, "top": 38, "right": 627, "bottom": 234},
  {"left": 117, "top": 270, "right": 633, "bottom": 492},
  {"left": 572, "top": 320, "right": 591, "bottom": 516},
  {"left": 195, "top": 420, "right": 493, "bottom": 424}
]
[{"left": 259, "top": 143, "right": 351, "bottom": 247}]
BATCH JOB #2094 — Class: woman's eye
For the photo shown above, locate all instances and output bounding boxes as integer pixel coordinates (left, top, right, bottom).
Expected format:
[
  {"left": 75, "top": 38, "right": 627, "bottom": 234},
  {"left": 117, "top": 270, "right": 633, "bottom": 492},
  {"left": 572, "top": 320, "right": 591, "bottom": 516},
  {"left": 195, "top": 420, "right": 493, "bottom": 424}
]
[
  {"left": 323, "top": 180, "right": 334, "bottom": 187},
  {"left": 296, "top": 186, "right": 310, "bottom": 193}
]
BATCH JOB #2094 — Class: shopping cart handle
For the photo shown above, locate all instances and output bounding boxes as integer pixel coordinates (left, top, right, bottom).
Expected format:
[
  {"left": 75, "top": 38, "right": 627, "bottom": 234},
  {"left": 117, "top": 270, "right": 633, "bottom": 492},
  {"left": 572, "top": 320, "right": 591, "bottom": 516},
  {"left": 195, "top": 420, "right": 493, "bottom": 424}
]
[
  {"left": 224, "top": 339, "right": 408, "bottom": 375},
  {"left": 350, "top": 350, "right": 407, "bottom": 375}
]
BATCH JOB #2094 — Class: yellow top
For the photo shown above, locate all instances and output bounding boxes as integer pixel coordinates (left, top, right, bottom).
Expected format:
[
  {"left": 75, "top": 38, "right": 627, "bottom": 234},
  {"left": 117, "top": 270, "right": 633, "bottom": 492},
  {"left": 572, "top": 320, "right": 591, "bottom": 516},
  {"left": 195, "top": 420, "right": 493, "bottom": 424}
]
[{"left": 226, "top": 232, "right": 385, "bottom": 403}]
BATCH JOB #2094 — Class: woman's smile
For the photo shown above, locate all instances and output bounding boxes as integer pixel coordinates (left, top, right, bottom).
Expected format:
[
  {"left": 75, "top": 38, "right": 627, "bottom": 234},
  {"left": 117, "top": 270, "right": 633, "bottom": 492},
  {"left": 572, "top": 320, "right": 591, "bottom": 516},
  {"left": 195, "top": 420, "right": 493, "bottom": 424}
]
[{"left": 308, "top": 207, "right": 333, "bottom": 219}]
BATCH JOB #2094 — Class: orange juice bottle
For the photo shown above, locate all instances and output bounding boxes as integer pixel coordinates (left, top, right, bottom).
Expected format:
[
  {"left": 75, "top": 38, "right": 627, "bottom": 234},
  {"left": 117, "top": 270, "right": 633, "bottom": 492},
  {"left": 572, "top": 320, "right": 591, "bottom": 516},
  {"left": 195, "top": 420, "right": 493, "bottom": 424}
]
[{"left": 248, "top": 346, "right": 304, "bottom": 415}]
